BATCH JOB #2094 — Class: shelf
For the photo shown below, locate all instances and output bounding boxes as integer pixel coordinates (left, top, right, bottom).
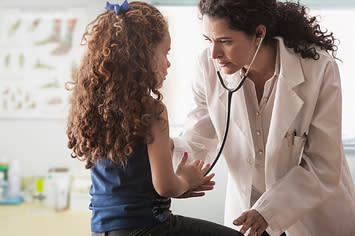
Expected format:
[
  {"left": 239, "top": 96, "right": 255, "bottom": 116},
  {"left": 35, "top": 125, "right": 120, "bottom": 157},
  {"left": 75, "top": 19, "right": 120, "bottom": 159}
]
[{"left": 0, "top": 202, "right": 91, "bottom": 236}]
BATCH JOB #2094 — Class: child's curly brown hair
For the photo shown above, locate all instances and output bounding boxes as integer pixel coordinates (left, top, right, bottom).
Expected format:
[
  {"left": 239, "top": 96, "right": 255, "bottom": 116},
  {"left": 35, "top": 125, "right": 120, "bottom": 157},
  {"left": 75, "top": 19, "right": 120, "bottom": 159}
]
[{"left": 66, "top": 1, "right": 168, "bottom": 168}]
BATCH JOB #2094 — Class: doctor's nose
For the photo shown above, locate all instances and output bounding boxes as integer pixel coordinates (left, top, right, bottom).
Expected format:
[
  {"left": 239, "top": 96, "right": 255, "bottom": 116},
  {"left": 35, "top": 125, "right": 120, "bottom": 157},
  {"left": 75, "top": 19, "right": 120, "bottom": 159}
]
[{"left": 211, "top": 43, "right": 223, "bottom": 59}]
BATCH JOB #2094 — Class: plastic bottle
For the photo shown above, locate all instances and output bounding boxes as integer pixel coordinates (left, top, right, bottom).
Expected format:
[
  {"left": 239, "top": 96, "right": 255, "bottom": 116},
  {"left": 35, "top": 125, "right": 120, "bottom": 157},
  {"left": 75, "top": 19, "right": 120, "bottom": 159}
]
[
  {"left": 56, "top": 176, "right": 70, "bottom": 211},
  {"left": 44, "top": 172, "right": 56, "bottom": 208},
  {"left": 0, "top": 160, "right": 9, "bottom": 201},
  {"left": 0, "top": 171, "right": 8, "bottom": 200},
  {"left": 8, "top": 160, "right": 21, "bottom": 198},
  {"left": 33, "top": 176, "right": 45, "bottom": 202}
]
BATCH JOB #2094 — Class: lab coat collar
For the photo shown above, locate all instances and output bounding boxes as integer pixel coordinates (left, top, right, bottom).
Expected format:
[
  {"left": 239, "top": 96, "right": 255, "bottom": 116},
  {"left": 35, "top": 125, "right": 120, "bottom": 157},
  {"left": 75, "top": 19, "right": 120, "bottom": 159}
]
[{"left": 276, "top": 36, "right": 305, "bottom": 87}]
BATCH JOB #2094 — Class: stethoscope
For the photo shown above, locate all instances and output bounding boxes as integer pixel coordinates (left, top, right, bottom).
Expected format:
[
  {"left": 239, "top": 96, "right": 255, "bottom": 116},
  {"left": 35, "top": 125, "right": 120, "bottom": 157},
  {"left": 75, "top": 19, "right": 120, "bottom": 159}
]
[{"left": 204, "top": 36, "right": 264, "bottom": 176}]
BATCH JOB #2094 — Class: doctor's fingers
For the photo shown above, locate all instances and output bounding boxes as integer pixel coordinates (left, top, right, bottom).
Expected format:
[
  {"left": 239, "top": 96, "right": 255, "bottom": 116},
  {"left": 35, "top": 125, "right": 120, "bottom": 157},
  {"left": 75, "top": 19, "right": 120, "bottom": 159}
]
[
  {"left": 203, "top": 173, "right": 215, "bottom": 183},
  {"left": 233, "top": 212, "right": 247, "bottom": 226},
  {"left": 246, "top": 218, "right": 267, "bottom": 236},
  {"left": 251, "top": 212, "right": 268, "bottom": 234},
  {"left": 177, "top": 191, "right": 205, "bottom": 198},
  {"left": 238, "top": 220, "right": 252, "bottom": 235},
  {"left": 247, "top": 226, "right": 257, "bottom": 236},
  {"left": 239, "top": 221, "right": 260, "bottom": 236},
  {"left": 248, "top": 225, "right": 265, "bottom": 236},
  {"left": 195, "top": 183, "right": 214, "bottom": 191},
  {"left": 192, "top": 177, "right": 215, "bottom": 191},
  {"left": 236, "top": 211, "right": 267, "bottom": 235}
]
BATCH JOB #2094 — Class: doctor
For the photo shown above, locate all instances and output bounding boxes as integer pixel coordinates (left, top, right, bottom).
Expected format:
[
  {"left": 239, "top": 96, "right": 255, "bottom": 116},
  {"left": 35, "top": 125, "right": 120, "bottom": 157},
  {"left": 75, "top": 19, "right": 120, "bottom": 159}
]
[{"left": 173, "top": 0, "right": 355, "bottom": 235}]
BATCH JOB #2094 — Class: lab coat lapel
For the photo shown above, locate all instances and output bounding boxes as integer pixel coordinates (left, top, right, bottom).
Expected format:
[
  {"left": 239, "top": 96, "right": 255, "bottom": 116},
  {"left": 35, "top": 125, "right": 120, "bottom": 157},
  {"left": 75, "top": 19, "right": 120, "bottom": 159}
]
[{"left": 267, "top": 37, "right": 305, "bottom": 156}]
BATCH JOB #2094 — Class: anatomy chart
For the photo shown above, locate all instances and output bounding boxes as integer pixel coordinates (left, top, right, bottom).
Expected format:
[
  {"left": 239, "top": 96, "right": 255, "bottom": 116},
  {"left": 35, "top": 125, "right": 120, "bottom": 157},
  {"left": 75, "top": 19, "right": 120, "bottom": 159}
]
[{"left": 0, "top": 8, "right": 87, "bottom": 118}]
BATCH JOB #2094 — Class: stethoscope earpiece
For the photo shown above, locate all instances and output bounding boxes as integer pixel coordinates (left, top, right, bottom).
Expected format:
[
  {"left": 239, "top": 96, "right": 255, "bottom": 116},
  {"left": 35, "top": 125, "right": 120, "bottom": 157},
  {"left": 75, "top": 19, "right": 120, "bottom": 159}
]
[{"left": 258, "top": 36, "right": 264, "bottom": 46}]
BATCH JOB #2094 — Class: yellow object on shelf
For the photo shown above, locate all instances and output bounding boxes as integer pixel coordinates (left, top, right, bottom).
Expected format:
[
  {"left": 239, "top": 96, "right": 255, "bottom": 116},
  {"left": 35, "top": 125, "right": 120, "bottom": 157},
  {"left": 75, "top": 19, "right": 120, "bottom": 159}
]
[{"left": 36, "top": 177, "right": 44, "bottom": 193}]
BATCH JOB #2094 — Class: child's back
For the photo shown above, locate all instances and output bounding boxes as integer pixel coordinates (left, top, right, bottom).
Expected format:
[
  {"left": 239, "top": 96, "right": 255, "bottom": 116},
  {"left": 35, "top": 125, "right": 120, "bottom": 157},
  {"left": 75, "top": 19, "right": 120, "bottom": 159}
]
[{"left": 90, "top": 143, "right": 170, "bottom": 232}]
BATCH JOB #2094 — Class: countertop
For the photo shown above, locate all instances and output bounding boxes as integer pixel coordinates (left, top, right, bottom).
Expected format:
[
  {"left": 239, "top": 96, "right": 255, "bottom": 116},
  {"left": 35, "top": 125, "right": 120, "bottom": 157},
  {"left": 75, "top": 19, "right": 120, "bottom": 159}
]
[{"left": 0, "top": 202, "right": 91, "bottom": 236}]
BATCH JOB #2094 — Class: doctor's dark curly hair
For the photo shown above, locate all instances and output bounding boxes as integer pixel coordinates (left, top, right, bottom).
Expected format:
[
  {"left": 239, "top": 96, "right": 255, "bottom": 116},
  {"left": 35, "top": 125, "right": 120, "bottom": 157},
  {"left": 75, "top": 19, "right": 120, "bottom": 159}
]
[
  {"left": 199, "top": 0, "right": 338, "bottom": 60},
  {"left": 66, "top": 2, "right": 168, "bottom": 168}
]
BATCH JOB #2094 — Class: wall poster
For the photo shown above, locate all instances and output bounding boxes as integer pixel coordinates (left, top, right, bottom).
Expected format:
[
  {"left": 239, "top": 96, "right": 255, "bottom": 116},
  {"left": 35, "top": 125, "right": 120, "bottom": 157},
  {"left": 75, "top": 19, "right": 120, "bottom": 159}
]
[{"left": 0, "top": 7, "right": 87, "bottom": 119}]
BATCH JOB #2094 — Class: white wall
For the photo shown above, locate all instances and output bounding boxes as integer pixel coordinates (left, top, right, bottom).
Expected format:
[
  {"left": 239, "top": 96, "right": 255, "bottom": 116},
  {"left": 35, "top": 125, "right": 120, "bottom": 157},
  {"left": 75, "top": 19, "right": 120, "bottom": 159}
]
[
  {"left": 0, "top": 119, "right": 88, "bottom": 176},
  {"left": 311, "top": 9, "right": 355, "bottom": 138}
]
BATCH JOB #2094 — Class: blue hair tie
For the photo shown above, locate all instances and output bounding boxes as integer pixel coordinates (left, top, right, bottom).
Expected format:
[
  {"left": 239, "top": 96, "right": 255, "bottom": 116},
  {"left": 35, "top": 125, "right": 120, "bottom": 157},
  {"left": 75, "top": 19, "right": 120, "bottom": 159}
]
[{"left": 105, "top": 0, "right": 129, "bottom": 15}]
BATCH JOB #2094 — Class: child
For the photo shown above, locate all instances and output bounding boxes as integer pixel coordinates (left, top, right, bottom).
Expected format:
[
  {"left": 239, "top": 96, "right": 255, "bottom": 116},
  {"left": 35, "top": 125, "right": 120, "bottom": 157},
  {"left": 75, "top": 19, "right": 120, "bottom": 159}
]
[{"left": 66, "top": 1, "right": 242, "bottom": 235}]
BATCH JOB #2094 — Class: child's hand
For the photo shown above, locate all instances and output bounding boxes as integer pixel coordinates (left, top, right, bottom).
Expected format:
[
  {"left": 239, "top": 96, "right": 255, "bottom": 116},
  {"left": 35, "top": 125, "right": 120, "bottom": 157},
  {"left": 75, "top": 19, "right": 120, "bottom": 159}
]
[{"left": 176, "top": 152, "right": 214, "bottom": 191}]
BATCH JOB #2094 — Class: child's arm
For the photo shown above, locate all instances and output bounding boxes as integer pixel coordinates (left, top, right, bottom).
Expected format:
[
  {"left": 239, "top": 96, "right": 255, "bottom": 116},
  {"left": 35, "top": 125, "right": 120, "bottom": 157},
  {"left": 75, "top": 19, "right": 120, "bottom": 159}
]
[{"left": 147, "top": 105, "right": 213, "bottom": 198}]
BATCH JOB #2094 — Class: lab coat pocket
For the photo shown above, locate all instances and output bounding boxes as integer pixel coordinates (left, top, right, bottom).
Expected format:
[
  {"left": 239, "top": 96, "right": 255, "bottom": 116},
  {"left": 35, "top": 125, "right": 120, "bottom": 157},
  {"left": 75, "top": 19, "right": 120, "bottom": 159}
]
[
  {"left": 285, "top": 133, "right": 307, "bottom": 167},
  {"left": 276, "top": 132, "right": 307, "bottom": 178}
]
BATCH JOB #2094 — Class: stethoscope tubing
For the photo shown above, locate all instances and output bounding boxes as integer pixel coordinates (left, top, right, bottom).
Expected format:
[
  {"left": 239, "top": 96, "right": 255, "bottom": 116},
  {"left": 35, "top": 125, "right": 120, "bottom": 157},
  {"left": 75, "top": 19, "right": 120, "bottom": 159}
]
[{"left": 204, "top": 73, "right": 247, "bottom": 176}]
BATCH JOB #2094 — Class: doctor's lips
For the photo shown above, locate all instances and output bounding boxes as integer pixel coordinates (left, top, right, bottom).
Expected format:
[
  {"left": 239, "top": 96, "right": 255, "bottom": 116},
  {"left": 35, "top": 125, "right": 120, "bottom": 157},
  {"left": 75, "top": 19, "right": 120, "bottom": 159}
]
[{"left": 218, "top": 61, "right": 231, "bottom": 67}]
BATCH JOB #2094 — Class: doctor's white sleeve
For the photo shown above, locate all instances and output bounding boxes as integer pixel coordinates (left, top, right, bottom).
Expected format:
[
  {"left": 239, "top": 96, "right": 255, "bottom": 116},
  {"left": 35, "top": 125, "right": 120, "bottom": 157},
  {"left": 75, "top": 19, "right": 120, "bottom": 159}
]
[{"left": 173, "top": 52, "right": 219, "bottom": 166}]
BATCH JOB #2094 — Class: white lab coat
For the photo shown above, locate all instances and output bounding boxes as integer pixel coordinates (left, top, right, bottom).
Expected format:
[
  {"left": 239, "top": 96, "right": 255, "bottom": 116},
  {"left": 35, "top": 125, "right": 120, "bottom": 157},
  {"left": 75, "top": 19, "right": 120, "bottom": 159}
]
[{"left": 174, "top": 37, "right": 355, "bottom": 235}]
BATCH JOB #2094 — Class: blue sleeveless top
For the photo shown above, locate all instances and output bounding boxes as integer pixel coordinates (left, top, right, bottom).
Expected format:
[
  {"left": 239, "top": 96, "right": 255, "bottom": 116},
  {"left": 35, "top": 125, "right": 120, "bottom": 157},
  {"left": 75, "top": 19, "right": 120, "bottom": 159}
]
[{"left": 89, "top": 144, "right": 171, "bottom": 233}]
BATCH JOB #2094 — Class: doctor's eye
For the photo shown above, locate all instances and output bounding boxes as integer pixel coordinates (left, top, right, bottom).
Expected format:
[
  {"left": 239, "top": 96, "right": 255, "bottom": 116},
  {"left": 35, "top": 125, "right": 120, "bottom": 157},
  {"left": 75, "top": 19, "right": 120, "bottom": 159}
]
[{"left": 218, "top": 39, "right": 232, "bottom": 44}]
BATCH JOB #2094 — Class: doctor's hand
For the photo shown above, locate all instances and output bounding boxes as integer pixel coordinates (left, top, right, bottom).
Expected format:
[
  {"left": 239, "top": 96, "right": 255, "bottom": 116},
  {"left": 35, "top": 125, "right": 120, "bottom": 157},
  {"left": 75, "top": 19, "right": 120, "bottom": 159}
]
[{"left": 233, "top": 209, "right": 268, "bottom": 236}]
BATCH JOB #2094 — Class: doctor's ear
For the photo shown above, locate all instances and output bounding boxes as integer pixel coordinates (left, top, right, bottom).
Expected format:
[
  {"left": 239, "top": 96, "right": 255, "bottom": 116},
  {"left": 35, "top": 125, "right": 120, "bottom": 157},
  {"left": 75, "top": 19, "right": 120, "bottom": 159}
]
[{"left": 255, "top": 24, "right": 266, "bottom": 40}]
